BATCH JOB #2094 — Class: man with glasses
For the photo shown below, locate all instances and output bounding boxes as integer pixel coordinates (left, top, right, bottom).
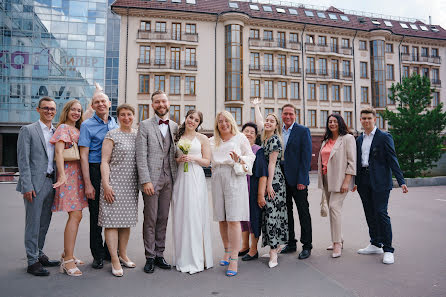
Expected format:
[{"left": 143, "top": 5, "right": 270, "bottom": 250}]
[{"left": 17, "top": 97, "right": 61, "bottom": 276}]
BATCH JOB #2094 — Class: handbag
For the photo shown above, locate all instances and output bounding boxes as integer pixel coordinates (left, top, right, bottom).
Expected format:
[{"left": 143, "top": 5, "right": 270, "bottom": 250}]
[
  {"left": 233, "top": 162, "right": 248, "bottom": 176},
  {"left": 54, "top": 128, "right": 80, "bottom": 161},
  {"left": 320, "top": 191, "right": 328, "bottom": 217}
]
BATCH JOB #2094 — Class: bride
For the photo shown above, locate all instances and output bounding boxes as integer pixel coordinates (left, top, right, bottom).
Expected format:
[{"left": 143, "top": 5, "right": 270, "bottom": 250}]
[{"left": 172, "top": 109, "right": 213, "bottom": 274}]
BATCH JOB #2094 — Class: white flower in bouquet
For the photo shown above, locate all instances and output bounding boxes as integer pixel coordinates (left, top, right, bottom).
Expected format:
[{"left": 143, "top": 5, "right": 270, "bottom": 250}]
[{"left": 178, "top": 138, "right": 192, "bottom": 172}]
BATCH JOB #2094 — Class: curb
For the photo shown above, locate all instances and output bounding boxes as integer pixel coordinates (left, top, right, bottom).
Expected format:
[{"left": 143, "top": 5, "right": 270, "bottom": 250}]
[{"left": 393, "top": 176, "right": 446, "bottom": 187}]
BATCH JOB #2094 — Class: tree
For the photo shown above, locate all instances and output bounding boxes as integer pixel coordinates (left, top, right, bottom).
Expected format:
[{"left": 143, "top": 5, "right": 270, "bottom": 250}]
[{"left": 382, "top": 74, "right": 446, "bottom": 177}]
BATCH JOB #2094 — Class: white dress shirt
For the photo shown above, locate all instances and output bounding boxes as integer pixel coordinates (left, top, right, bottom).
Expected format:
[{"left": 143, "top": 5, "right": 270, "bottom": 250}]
[
  {"left": 39, "top": 120, "right": 55, "bottom": 174},
  {"left": 282, "top": 122, "right": 295, "bottom": 150},
  {"left": 361, "top": 126, "right": 377, "bottom": 167},
  {"left": 155, "top": 114, "right": 169, "bottom": 137}
]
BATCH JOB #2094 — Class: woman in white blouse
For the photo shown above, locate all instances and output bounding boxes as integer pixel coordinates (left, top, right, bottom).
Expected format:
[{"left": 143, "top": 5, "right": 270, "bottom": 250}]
[{"left": 210, "top": 111, "right": 255, "bottom": 277}]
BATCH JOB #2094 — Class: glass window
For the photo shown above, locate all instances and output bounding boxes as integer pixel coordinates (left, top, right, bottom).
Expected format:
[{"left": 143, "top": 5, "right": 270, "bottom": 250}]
[
  {"left": 251, "top": 79, "right": 260, "bottom": 97},
  {"left": 251, "top": 107, "right": 256, "bottom": 122},
  {"left": 186, "top": 0, "right": 196, "bottom": 4},
  {"left": 432, "top": 48, "right": 439, "bottom": 57},
  {"left": 170, "top": 105, "right": 181, "bottom": 124},
  {"left": 263, "top": 6, "right": 272, "bottom": 12},
  {"left": 291, "top": 56, "right": 300, "bottom": 73},
  {"left": 371, "top": 20, "right": 381, "bottom": 25},
  {"left": 410, "top": 24, "right": 418, "bottom": 30},
  {"left": 307, "top": 83, "right": 316, "bottom": 100},
  {"left": 225, "top": 107, "right": 242, "bottom": 125},
  {"left": 289, "top": 8, "right": 298, "bottom": 15},
  {"left": 402, "top": 45, "right": 409, "bottom": 54},
  {"left": 250, "top": 29, "right": 259, "bottom": 39},
  {"left": 317, "top": 12, "right": 326, "bottom": 18},
  {"left": 318, "top": 36, "right": 327, "bottom": 46},
  {"left": 332, "top": 85, "right": 340, "bottom": 101},
  {"left": 185, "top": 105, "right": 196, "bottom": 113},
  {"left": 225, "top": 24, "right": 243, "bottom": 101},
  {"left": 422, "top": 67, "right": 429, "bottom": 78},
  {"left": 139, "top": 75, "right": 150, "bottom": 93},
  {"left": 421, "top": 47, "right": 429, "bottom": 57},
  {"left": 319, "top": 84, "right": 328, "bottom": 101},
  {"left": 170, "top": 76, "right": 180, "bottom": 94},
  {"left": 361, "top": 87, "right": 369, "bottom": 103},
  {"left": 320, "top": 110, "right": 329, "bottom": 127},
  {"left": 343, "top": 60, "right": 351, "bottom": 76},
  {"left": 344, "top": 111, "right": 352, "bottom": 128},
  {"left": 155, "top": 75, "right": 165, "bottom": 92},
  {"left": 264, "top": 54, "right": 273, "bottom": 71},
  {"left": 264, "top": 30, "right": 273, "bottom": 41},
  {"left": 155, "top": 22, "right": 166, "bottom": 32},
  {"left": 140, "top": 21, "right": 151, "bottom": 31},
  {"left": 328, "top": 14, "right": 337, "bottom": 20},
  {"left": 402, "top": 66, "right": 410, "bottom": 78},
  {"left": 308, "top": 110, "right": 317, "bottom": 127},
  {"left": 276, "top": 8, "right": 286, "bottom": 13},
  {"left": 359, "top": 40, "right": 367, "bottom": 50},
  {"left": 185, "top": 76, "right": 196, "bottom": 95},
  {"left": 296, "top": 109, "right": 301, "bottom": 124},
  {"left": 306, "top": 34, "right": 315, "bottom": 44},
  {"left": 387, "top": 88, "right": 395, "bottom": 105},
  {"left": 376, "top": 113, "right": 385, "bottom": 129},
  {"left": 250, "top": 53, "right": 260, "bottom": 69},
  {"left": 139, "top": 104, "right": 150, "bottom": 122},
  {"left": 185, "top": 23, "right": 197, "bottom": 34},
  {"left": 265, "top": 108, "right": 274, "bottom": 117},
  {"left": 291, "top": 82, "right": 299, "bottom": 99},
  {"left": 155, "top": 46, "right": 166, "bottom": 64},
  {"left": 278, "top": 81, "right": 287, "bottom": 99},
  {"left": 342, "top": 38, "right": 350, "bottom": 48},
  {"left": 386, "top": 64, "right": 394, "bottom": 80},
  {"left": 384, "top": 20, "right": 392, "bottom": 27},
  {"left": 264, "top": 81, "right": 274, "bottom": 98},
  {"left": 185, "top": 48, "right": 196, "bottom": 66},
  {"left": 229, "top": 2, "right": 238, "bottom": 9},
  {"left": 344, "top": 86, "right": 352, "bottom": 102},
  {"left": 290, "top": 33, "right": 299, "bottom": 43},
  {"left": 307, "top": 57, "right": 315, "bottom": 73},
  {"left": 386, "top": 43, "right": 393, "bottom": 53},
  {"left": 420, "top": 25, "right": 428, "bottom": 31},
  {"left": 400, "top": 23, "right": 409, "bottom": 29},
  {"left": 249, "top": 4, "right": 259, "bottom": 10},
  {"left": 305, "top": 10, "right": 314, "bottom": 17},
  {"left": 340, "top": 15, "right": 349, "bottom": 21},
  {"left": 139, "top": 46, "right": 150, "bottom": 63},
  {"left": 360, "top": 62, "right": 368, "bottom": 78},
  {"left": 432, "top": 92, "right": 439, "bottom": 107}
]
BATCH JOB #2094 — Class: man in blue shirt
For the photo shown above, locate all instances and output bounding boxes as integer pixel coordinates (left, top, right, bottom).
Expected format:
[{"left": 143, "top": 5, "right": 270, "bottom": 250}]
[{"left": 79, "top": 90, "right": 118, "bottom": 269}]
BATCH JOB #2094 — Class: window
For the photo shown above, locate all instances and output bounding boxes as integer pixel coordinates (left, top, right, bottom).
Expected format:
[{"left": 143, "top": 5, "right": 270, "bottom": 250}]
[
  {"left": 185, "top": 76, "right": 196, "bottom": 95},
  {"left": 264, "top": 54, "right": 273, "bottom": 71},
  {"left": 376, "top": 113, "right": 385, "bottom": 129},
  {"left": 186, "top": 0, "right": 196, "bottom": 4},
  {"left": 185, "top": 48, "right": 196, "bottom": 66},
  {"left": 385, "top": 43, "right": 393, "bottom": 53},
  {"left": 371, "top": 19, "right": 381, "bottom": 25},
  {"left": 340, "top": 15, "right": 349, "bottom": 21},
  {"left": 278, "top": 81, "right": 287, "bottom": 99},
  {"left": 360, "top": 62, "right": 368, "bottom": 78},
  {"left": 305, "top": 10, "right": 314, "bottom": 17},
  {"left": 332, "top": 85, "right": 340, "bottom": 101},
  {"left": 421, "top": 47, "right": 429, "bottom": 57},
  {"left": 154, "top": 75, "right": 165, "bottom": 92},
  {"left": 386, "top": 64, "right": 394, "bottom": 80},
  {"left": 169, "top": 76, "right": 180, "bottom": 94},
  {"left": 359, "top": 40, "right": 367, "bottom": 50},
  {"left": 344, "top": 111, "right": 352, "bottom": 128},
  {"left": 320, "top": 110, "right": 329, "bottom": 127},
  {"left": 225, "top": 107, "right": 242, "bottom": 125},
  {"left": 432, "top": 68, "right": 439, "bottom": 83},
  {"left": 307, "top": 83, "right": 316, "bottom": 100},
  {"left": 185, "top": 105, "right": 196, "bottom": 113},
  {"left": 155, "top": 46, "right": 166, "bottom": 64},
  {"left": 307, "top": 57, "right": 315, "bottom": 73},
  {"left": 420, "top": 25, "right": 428, "bottom": 31},
  {"left": 384, "top": 20, "right": 393, "bottom": 27},
  {"left": 318, "top": 36, "right": 327, "bottom": 46},
  {"left": 171, "top": 47, "right": 181, "bottom": 69},
  {"left": 410, "top": 24, "right": 418, "bottom": 30},
  {"left": 185, "top": 23, "right": 196, "bottom": 34},
  {"left": 432, "top": 48, "right": 439, "bottom": 57},
  {"left": 139, "top": 104, "right": 150, "bottom": 122},
  {"left": 400, "top": 23, "right": 409, "bottom": 29},
  {"left": 387, "top": 88, "right": 395, "bottom": 105},
  {"left": 139, "top": 75, "right": 150, "bottom": 93},
  {"left": 289, "top": 8, "right": 298, "bottom": 15},
  {"left": 422, "top": 67, "right": 429, "bottom": 78},
  {"left": 264, "top": 30, "right": 273, "bottom": 41},
  {"left": 250, "top": 29, "right": 259, "bottom": 39},
  {"left": 402, "top": 66, "right": 410, "bottom": 78},
  {"left": 343, "top": 60, "right": 351, "bottom": 77},
  {"left": 172, "top": 0, "right": 181, "bottom": 3},
  {"left": 344, "top": 86, "right": 352, "bottom": 102},
  {"left": 291, "top": 56, "right": 300, "bottom": 73},
  {"left": 361, "top": 87, "right": 369, "bottom": 103},
  {"left": 308, "top": 110, "right": 317, "bottom": 127},
  {"left": 319, "top": 84, "right": 328, "bottom": 101},
  {"left": 265, "top": 108, "right": 274, "bottom": 117},
  {"left": 264, "top": 81, "right": 274, "bottom": 98},
  {"left": 290, "top": 82, "right": 299, "bottom": 99},
  {"left": 296, "top": 109, "right": 301, "bottom": 124},
  {"left": 250, "top": 53, "right": 260, "bottom": 69},
  {"left": 276, "top": 8, "right": 286, "bottom": 13},
  {"left": 290, "top": 33, "right": 299, "bottom": 43},
  {"left": 229, "top": 2, "right": 238, "bottom": 9},
  {"left": 413, "top": 67, "right": 419, "bottom": 75},
  {"left": 402, "top": 45, "right": 409, "bottom": 54},
  {"left": 170, "top": 105, "right": 181, "bottom": 124},
  {"left": 328, "top": 13, "right": 337, "bottom": 20},
  {"left": 319, "top": 58, "right": 327, "bottom": 74},
  {"left": 140, "top": 21, "right": 151, "bottom": 31},
  {"left": 277, "top": 54, "right": 286, "bottom": 74},
  {"left": 139, "top": 46, "right": 150, "bottom": 63},
  {"left": 263, "top": 5, "right": 272, "bottom": 12},
  {"left": 250, "top": 108, "right": 256, "bottom": 122},
  {"left": 155, "top": 22, "right": 166, "bottom": 32},
  {"left": 317, "top": 12, "right": 326, "bottom": 18},
  {"left": 432, "top": 92, "right": 439, "bottom": 107},
  {"left": 342, "top": 38, "right": 350, "bottom": 48},
  {"left": 333, "top": 110, "right": 341, "bottom": 115},
  {"left": 306, "top": 34, "right": 314, "bottom": 44},
  {"left": 249, "top": 4, "right": 259, "bottom": 11},
  {"left": 171, "top": 23, "right": 181, "bottom": 40},
  {"left": 250, "top": 79, "right": 260, "bottom": 97}
]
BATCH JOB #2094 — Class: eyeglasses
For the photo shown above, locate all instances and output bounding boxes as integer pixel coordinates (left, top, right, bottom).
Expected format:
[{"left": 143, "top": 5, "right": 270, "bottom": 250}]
[{"left": 39, "top": 107, "right": 56, "bottom": 112}]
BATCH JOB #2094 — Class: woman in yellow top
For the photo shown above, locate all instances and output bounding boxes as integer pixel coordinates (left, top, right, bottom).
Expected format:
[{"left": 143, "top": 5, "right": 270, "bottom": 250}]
[{"left": 317, "top": 114, "right": 356, "bottom": 258}]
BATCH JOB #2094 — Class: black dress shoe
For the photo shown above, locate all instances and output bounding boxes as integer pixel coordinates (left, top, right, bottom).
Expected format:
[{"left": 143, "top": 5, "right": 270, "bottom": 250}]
[
  {"left": 238, "top": 249, "right": 249, "bottom": 257},
  {"left": 92, "top": 258, "right": 104, "bottom": 269},
  {"left": 38, "top": 254, "right": 60, "bottom": 267},
  {"left": 27, "top": 262, "right": 50, "bottom": 276},
  {"left": 154, "top": 257, "right": 171, "bottom": 269},
  {"left": 242, "top": 252, "right": 258, "bottom": 261},
  {"left": 144, "top": 258, "right": 154, "bottom": 274},
  {"left": 298, "top": 249, "right": 311, "bottom": 260},
  {"left": 280, "top": 245, "right": 297, "bottom": 254}
]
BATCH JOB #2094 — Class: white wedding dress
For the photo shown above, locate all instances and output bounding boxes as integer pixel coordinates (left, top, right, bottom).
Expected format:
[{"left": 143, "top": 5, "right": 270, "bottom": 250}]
[{"left": 172, "top": 137, "right": 213, "bottom": 274}]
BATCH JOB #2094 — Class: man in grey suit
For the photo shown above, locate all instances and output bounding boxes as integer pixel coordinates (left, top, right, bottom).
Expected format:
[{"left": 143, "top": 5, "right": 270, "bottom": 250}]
[
  {"left": 16, "top": 97, "right": 61, "bottom": 276},
  {"left": 136, "top": 90, "right": 178, "bottom": 274}
]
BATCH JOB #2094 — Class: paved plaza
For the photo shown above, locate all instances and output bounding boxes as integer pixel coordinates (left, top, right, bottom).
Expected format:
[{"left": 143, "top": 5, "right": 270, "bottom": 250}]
[{"left": 0, "top": 177, "right": 445, "bottom": 297}]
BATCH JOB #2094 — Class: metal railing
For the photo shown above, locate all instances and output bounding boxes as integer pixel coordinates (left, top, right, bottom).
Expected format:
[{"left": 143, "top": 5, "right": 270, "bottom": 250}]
[
  {"left": 137, "top": 30, "right": 199, "bottom": 42},
  {"left": 401, "top": 54, "right": 441, "bottom": 64},
  {"left": 137, "top": 59, "right": 198, "bottom": 70},
  {"left": 305, "top": 43, "right": 353, "bottom": 55},
  {"left": 431, "top": 79, "right": 441, "bottom": 86},
  {"left": 248, "top": 38, "right": 301, "bottom": 51},
  {"left": 305, "top": 69, "right": 353, "bottom": 80},
  {"left": 249, "top": 65, "right": 301, "bottom": 76}
]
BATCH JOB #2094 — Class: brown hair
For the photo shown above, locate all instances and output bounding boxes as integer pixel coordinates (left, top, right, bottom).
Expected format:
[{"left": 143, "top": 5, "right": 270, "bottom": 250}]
[
  {"left": 174, "top": 109, "right": 203, "bottom": 143},
  {"left": 57, "top": 99, "right": 83, "bottom": 129},
  {"left": 151, "top": 90, "right": 167, "bottom": 101},
  {"left": 360, "top": 107, "right": 377, "bottom": 117},
  {"left": 38, "top": 96, "right": 55, "bottom": 108},
  {"left": 116, "top": 103, "right": 135, "bottom": 116},
  {"left": 281, "top": 103, "right": 297, "bottom": 114}
]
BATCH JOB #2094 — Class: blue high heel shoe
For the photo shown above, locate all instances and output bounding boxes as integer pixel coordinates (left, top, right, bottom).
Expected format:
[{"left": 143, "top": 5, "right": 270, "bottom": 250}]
[
  {"left": 219, "top": 250, "right": 231, "bottom": 266},
  {"left": 226, "top": 257, "right": 238, "bottom": 277}
]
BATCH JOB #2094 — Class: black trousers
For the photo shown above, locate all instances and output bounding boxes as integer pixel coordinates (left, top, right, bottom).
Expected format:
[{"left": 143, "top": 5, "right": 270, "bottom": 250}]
[
  {"left": 285, "top": 183, "right": 313, "bottom": 250},
  {"left": 88, "top": 164, "right": 110, "bottom": 260},
  {"left": 357, "top": 170, "right": 394, "bottom": 253}
]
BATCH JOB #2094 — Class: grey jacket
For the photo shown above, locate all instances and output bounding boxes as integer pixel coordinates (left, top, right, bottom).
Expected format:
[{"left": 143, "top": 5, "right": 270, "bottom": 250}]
[
  {"left": 136, "top": 117, "right": 178, "bottom": 188},
  {"left": 16, "top": 121, "right": 55, "bottom": 194}
]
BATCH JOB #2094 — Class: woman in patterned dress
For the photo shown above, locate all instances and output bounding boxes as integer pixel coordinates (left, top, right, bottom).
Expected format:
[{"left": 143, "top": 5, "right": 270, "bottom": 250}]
[
  {"left": 260, "top": 113, "right": 288, "bottom": 268},
  {"left": 99, "top": 104, "right": 139, "bottom": 277},
  {"left": 51, "top": 99, "right": 88, "bottom": 276}
]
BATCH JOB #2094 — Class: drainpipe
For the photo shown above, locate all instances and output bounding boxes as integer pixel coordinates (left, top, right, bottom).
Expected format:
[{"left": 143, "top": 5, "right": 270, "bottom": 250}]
[
  {"left": 124, "top": 8, "right": 129, "bottom": 103},
  {"left": 301, "top": 24, "right": 306, "bottom": 125},
  {"left": 398, "top": 35, "right": 405, "bottom": 84},
  {"left": 214, "top": 13, "right": 222, "bottom": 118},
  {"left": 352, "top": 30, "right": 358, "bottom": 132}
]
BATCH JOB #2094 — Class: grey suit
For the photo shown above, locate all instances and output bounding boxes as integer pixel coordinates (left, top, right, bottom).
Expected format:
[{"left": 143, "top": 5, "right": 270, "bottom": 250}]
[
  {"left": 136, "top": 117, "right": 178, "bottom": 258},
  {"left": 17, "top": 121, "right": 56, "bottom": 266}
]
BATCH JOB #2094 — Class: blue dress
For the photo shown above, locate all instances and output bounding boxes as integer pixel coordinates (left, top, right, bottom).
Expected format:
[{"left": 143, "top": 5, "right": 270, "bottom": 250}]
[{"left": 249, "top": 148, "right": 269, "bottom": 238}]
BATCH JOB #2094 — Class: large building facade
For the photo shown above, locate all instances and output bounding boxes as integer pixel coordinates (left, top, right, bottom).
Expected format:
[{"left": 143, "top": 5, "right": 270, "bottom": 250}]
[
  {"left": 112, "top": 0, "right": 445, "bottom": 141},
  {"left": 0, "top": 0, "right": 120, "bottom": 168}
]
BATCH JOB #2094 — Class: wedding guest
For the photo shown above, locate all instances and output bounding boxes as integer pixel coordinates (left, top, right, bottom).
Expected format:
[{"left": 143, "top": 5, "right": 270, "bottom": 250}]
[
  {"left": 261, "top": 113, "right": 288, "bottom": 268},
  {"left": 79, "top": 84, "right": 118, "bottom": 269},
  {"left": 317, "top": 114, "right": 356, "bottom": 258},
  {"left": 51, "top": 100, "right": 87, "bottom": 276},
  {"left": 99, "top": 104, "right": 138, "bottom": 277},
  {"left": 239, "top": 122, "right": 261, "bottom": 258},
  {"left": 210, "top": 111, "right": 255, "bottom": 277},
  {"left": 354, "top": 108, "right": 408, "bottom": 264},
  {"left": 172, "top": 110, "right": 213, "bottom": 274},
  {"left": 17, "top": 97, "right": 60, "bottom": 276}
]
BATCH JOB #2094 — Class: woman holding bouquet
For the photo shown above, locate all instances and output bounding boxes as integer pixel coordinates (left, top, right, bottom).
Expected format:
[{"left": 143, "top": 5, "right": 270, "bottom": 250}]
[{"left": 172, "top": 110, "right": 213, "bottom": 274}]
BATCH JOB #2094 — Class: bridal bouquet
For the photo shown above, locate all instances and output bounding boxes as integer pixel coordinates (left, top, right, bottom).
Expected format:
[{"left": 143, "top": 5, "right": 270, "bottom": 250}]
[{"left": 178, "top": 138, "right": 192, "bottom": 172}]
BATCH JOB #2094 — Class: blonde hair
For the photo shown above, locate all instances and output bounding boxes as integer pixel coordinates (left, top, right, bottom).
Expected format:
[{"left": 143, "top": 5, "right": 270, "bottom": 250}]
[
  {"left": 261, "top": 113, "right": 282, "bottom": 142},
  {"left": 213, "top": 110, "right": 239, "bottom": 147},
  {"left": 57, "top": 99, "right": 83, "bottom": 129}
]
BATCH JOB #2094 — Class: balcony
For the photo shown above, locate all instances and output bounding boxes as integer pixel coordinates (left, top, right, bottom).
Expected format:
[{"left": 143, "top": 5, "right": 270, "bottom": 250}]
[
  {"left": 248, "top": 38, "right": 301, "bottom": 51},
  {"left": 431, "top": 79, "right": 442, "bottom": 87},
  {"left": 137, "top": 30, "right": 199, "bottom": 43},
  {"left": 401, "top": 53, "right": 441, "bottom": 64},
  {"left": 137, "top": 59, "right": 197, "bottom": 72},
  {"left": 305, "top": 69, "right": 353, "bottom": 81},
  {"left": 249, "top": 65, "right": 301, "bottom": 77},
  {"left": 305, "top": 43, "right": 353, "bottom": 56}
]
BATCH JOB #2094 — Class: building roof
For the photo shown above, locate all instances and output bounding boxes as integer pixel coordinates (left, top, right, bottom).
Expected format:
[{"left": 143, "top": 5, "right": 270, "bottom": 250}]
[{"left": 111, "top": 0, "right": 446, "bottom": 41}]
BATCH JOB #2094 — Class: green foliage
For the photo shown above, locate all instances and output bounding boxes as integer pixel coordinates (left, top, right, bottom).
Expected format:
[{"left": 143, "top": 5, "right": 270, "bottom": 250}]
[{"left": 382, "top": 74, "right": 446, "bottom": 177}]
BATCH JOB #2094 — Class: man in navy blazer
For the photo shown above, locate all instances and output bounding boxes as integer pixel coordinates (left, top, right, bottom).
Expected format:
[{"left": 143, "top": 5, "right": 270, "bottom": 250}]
[
  {"left": 354, "top": 107, "right": 408, "bottom": 265},
  {"left": 279, "top": 104, "right": 313, "bottom": 259}
]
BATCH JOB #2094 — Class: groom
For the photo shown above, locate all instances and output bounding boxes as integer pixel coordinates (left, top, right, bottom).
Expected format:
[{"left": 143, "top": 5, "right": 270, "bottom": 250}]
[{"left": 136, "top": 90, "right": 178, "bottom": 274}]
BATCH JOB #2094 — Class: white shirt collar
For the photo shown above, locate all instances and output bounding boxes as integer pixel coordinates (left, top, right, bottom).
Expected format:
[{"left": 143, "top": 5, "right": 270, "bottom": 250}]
[
  {"left": 39, "top": 120, "right": 54, "bottom": 131},
  {"left": 155, "top": 114, "right": 169, "bottom": 122},
  {"left": 364, "top": 126, "right": 377, "bottom": 137},
  {"left": 282, "top": 122, "right": 295, "bottom": 132}
]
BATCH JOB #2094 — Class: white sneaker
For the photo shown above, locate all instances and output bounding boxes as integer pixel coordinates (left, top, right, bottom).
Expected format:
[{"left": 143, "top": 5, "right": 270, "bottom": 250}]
[
  {"left": 357, "top": 244, "right": 384, "bottom": 254},
  {"left": 383, "top": 252, "right": 394, "bottom": 264}
]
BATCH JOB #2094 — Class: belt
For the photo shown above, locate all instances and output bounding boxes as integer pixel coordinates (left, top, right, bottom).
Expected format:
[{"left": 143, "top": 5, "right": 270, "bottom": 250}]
[{"left": 46, "top": 172, "right": 55, "bottom": 179}]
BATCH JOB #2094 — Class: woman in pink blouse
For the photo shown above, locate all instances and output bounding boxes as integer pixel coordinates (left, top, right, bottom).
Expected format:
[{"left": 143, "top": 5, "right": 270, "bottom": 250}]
[{"left": 317, "top": 114, "right": 356, "bottom": 258}]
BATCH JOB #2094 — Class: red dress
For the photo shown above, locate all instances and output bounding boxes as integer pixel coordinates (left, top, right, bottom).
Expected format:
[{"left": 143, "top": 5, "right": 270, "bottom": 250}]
[{"left": 50, "top": 124, "right": 87, "bottom": 212}]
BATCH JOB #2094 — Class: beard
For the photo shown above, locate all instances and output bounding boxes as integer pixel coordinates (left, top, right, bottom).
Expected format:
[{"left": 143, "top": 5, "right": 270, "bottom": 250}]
[{"left": 154, "top": 107, "right": 169, "bottom": 117}]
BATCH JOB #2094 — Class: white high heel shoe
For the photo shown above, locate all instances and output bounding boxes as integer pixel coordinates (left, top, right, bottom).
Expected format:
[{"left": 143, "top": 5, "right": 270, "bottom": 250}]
[
  {"left": 268, "top": 250, "right": 278, "bottom": 268},
  {"left": 60, "top": 258, "right": 82, "bottom": 276},
  {"left": 119, "top": 257, "right": 136, "bottom": 268},
  {"left": 111, "top": 263, "right": 124, "bottom": 277}
]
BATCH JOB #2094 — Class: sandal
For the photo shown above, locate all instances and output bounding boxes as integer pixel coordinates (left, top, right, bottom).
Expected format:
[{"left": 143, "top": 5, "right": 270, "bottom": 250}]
[
  {"left": 60, "top": 258, "right": 82, "bottom": 276},
  {"left": 61, "top": 253, "right": 84, "bottom": 265},
  {"left": 219, "top": 249, "right": 231, "bottom": 266},
  {"left": 226, "top": 257, "right": 238, "bottom": 277}
]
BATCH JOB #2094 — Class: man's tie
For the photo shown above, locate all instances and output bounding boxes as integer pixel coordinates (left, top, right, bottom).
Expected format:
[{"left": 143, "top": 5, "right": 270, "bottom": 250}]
[{"left": 159, "top": 119, "right": 169, "bottom": 125}]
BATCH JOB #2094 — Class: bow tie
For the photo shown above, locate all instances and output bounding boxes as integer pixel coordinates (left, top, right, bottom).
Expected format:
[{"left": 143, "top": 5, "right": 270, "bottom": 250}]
[{"left": 159, "top": 119, "right": 169, "bottom": 125}]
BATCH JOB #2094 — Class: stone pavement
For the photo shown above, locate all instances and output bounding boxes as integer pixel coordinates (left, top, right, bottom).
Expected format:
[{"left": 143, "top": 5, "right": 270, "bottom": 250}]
[{"left": 0, "top": 177, "right": 445, "bottom": 297}]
